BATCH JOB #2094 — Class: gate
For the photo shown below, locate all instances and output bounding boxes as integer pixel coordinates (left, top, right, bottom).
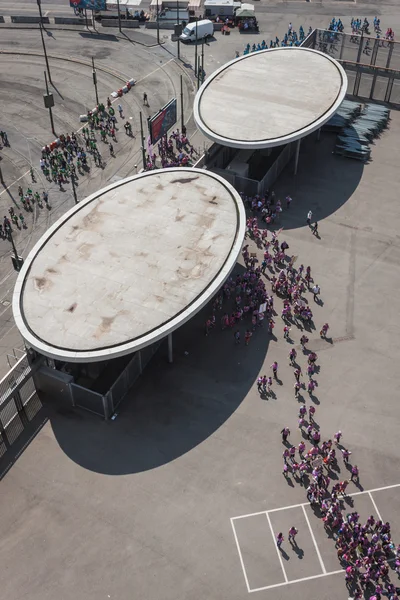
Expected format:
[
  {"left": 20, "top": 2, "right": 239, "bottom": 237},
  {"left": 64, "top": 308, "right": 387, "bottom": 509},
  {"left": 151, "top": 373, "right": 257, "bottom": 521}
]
[{"left": 0, "top": 353, "right": 44, "bottom": 452}]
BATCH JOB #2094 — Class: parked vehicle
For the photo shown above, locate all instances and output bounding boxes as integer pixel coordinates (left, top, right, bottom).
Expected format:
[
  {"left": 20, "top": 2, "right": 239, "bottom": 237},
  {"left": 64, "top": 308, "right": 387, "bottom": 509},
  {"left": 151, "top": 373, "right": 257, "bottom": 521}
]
[{"left": 180, "top": 19, "right": 214, "bottom": 42}]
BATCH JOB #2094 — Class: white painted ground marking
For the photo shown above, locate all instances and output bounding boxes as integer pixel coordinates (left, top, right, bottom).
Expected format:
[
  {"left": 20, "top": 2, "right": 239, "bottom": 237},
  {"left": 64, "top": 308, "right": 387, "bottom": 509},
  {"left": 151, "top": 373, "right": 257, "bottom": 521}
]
[
  {"left": 368, "top": 491, "right": 383, "bottom": 521},
  {"left": 0, "top": 169, "right": 31, "bottom": 197},
  {"left": 230, "top": 518, "right": 251, "bottom": 593},
  {"left": 301, "top": 504, "right": 326, "bottom": 574},
  {"left": 265, "top": 512, "right": 288, "bottom": 583},
  {"left": 231, "top": 483, "right": 400, "bottom": 521},
  {"left": 249, "top": 570, "right": 344, "bottom": 594},
  {"left": 135, "top": 59, "right": 175, "bottom": 84},
  {"left": 231, "top": 483, "right": 400, "bottom": 593}
]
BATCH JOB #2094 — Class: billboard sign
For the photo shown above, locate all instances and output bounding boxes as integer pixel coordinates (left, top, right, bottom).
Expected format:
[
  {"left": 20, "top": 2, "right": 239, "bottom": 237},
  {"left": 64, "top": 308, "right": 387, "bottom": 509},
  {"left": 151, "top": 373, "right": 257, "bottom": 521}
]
[
  {"left": 70, "top": 0, "right": 106, "bottom": 10},
  {"left": 148, "top": 99, "right": 177, "bottom": 145}
]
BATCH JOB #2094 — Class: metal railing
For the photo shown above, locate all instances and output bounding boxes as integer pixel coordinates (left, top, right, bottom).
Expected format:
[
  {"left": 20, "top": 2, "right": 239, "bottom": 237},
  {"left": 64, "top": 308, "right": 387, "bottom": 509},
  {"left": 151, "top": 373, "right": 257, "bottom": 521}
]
[
  {"left": 0, "top": 353, "right": 43, "bottom": 453},
  {"left": 310, "top": 29, "right": 400, "bottom": 104}
]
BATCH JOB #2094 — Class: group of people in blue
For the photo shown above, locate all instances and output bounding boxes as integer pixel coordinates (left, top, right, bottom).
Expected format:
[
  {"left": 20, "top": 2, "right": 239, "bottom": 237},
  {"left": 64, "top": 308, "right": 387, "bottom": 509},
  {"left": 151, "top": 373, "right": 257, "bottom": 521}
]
[
  {"left": 328, "top": 17, "right": 344, "bottom": 32},
  {"left": 242, "top": 24, "right": 312, "bottom": 55}
]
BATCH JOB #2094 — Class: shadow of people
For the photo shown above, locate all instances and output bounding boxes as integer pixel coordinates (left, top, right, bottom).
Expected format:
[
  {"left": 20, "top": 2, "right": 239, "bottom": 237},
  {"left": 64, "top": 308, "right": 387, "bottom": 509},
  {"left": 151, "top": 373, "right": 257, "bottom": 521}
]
[
  {"left": 271, "top": 132, "right": 364, "bottom": 231},
  {"left": 291, "top": 543, "right": 304, "bottom": 559},
  {"left": 279, "top": 547, "right": 290, "bottom": 561},
  {"left": 284, "top": 475, "right": 294, "bottom": 487},
  {"left": 309, "top": 393, "right": 320, "bottom": 405}
]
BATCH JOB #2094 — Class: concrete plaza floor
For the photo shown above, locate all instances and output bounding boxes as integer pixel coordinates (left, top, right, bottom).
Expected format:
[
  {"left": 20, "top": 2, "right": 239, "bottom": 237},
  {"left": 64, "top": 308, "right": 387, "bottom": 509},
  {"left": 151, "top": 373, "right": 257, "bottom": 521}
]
[
  {"left": 1, "top": 4, "right": 400, "bottom": 599},
  {"left": 1, "top": 105, "right": 400, "bottom": 600}
]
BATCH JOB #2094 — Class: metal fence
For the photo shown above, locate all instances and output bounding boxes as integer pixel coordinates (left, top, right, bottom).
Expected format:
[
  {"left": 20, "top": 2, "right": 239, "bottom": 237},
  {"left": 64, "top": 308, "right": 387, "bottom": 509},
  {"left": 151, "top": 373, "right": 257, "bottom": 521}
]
[
  {"left": 70, "top": 382, "right": 107, "bottom": 419},
  {"left": 309, "top": 29, "right": 400, "bottom": 105},
  {"left": 0, "top": 353, "right": 43, "bottom": 454},
  {"left": 107, "top": 352, "right": 142, "bottom": 414}
]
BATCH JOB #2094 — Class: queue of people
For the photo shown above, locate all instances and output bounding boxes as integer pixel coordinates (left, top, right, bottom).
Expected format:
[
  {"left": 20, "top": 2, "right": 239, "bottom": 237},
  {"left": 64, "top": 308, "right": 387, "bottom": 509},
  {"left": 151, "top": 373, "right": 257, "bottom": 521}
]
[{"left": 202, "top": 183, "right": 399, "bottom": 598}]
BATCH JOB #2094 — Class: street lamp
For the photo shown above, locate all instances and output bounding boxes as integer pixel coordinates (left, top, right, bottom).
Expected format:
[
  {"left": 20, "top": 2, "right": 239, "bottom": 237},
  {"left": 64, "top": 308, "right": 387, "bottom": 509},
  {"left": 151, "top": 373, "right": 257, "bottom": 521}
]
[
  {"left": 37, "top": 0, "right": 52, "bottom": 84},
  {"left": 92, "top": 57, "right": 99, "bottom": 106},
  {"left": 43, "top": 71, "right": 56, "bottom": 137}
]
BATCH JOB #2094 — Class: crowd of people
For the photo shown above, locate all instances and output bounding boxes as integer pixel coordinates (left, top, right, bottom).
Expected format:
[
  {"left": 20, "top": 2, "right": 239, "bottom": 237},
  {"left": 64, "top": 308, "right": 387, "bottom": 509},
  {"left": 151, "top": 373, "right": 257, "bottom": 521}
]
[
  {"left": 242, "top": 23, "right": 312, "bottom": 54},
  {"left": 145, "top": 129, "right": 198, "bottom": 170},
  {"left": 202, "top": 187, "right": 400, "bottom": 599}
]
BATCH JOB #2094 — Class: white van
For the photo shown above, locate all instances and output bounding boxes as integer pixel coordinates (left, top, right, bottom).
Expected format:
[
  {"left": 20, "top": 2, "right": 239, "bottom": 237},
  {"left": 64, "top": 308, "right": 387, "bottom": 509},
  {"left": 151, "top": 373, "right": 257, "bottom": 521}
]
[{"left": 180, "top": 19, "right": 214, "bottom": 42}]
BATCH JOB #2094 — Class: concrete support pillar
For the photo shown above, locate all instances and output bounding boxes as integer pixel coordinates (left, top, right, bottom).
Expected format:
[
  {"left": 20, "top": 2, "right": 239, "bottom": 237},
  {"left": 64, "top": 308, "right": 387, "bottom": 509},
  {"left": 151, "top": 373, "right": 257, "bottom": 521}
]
[
  {"left": 294, "top": 139, "right": 301, "bottom": 175},
  {"left": 167, "top": 333, "right": 173, "bottom": 364}
]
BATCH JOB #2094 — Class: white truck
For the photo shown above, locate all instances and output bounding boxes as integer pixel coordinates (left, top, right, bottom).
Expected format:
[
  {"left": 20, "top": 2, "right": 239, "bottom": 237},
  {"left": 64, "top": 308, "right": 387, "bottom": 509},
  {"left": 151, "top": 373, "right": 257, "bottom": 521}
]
[{"left": 180, "top": 19, "right": 214, "bottom": 42}]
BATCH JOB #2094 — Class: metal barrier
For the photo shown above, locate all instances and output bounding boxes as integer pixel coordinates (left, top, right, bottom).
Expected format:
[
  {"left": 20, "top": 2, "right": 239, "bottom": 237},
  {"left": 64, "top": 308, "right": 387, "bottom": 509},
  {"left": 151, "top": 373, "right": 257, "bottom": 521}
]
[
  {"left": 0, "top": 353, "right": 43, "bottom": 452},
  {"left": 10, "top": 15, "right": 50, "bottom": 24},
  {"left": 70, "top": 383, "right": 108, "bottom": 419},
  {"left": 107, "top": 352, "right": 142, "bottom": 414},
  {"left": 312, "top": 29, "right": 400, "bottom": 104}
]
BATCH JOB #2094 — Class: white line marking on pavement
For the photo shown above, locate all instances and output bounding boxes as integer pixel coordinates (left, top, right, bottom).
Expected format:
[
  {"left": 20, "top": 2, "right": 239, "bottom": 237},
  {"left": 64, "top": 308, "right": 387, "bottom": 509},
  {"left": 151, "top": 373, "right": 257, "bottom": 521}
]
[
  {"left": 301, "top": 504, "right": 326, "bottom": 574},
  {"left": 368, "top": 491, "right": 383, "bottom": 521},
  {"left": 231, "top": 483, "right": 400, "bottom": 521},
  {"left": 135, "top": 59, "right": 175, "bottom": 84},
  {"left": 0, "top": 169, "right": 31, "bottom": 197},
  {"left": 249, "top": 570, "right": 343, "bottom": 593},
  {"left": 230, "top": 518, "right": 251, "bottom": 593},
  {"left": 265, "top": 512, "right": 288, "bottom": 583}
]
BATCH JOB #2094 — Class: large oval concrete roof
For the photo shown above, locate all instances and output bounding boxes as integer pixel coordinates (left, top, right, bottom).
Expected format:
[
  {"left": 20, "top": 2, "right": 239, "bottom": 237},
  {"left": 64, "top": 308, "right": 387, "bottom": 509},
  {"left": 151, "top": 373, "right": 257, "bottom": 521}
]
[
  {"left": 13, "top": 168, "right": 245, "bottom": 362},
  {"left": 194, "top": 47, "right": 348, "bottom": 149}
]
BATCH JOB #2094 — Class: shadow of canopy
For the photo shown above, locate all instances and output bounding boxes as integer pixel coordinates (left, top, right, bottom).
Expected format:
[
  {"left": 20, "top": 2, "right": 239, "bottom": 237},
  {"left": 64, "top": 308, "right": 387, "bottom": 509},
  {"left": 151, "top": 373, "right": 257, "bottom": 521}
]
[{"left": 47, "top": 266, "right": 271, "bottom": 475}]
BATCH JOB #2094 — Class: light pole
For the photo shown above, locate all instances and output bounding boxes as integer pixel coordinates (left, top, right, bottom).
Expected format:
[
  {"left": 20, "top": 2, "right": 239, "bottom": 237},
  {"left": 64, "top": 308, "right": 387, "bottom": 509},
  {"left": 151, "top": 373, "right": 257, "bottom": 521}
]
[
  {"left": 37, "top": 0, "right": 52, "bottom": 84},
  {"left": 139, "top": 112, "right": 147, "bottom": 170},
  {"left": 117, "top": 0, "right": 122, "bottom": 32},
  {"left": 176, "top": 0, "right": 180, "bottom": 60},
  {"left": 156, "top": 0, "right": 160, "bottom": 45},
  {"left": 43, "top": 71, "right": 56, "bottom": 137},
  {"left": 180, "top": 74, "right": 184, "bottom": 131},
  {"left": 194, "top": 18, "right": 198, "bottom": 75},
  {"left": 92, "top": 57, "right": 99, "bottom": 106}
]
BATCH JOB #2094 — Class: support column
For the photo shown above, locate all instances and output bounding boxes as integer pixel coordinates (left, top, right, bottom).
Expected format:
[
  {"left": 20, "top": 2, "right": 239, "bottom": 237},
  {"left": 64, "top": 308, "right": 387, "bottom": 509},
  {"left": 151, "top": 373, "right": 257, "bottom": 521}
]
[
  {"left": 294, "top": 139, "right": 301, "bottom": 175},
  {"left": 167, "top": 333, "right": 173, "bottom": 364}
]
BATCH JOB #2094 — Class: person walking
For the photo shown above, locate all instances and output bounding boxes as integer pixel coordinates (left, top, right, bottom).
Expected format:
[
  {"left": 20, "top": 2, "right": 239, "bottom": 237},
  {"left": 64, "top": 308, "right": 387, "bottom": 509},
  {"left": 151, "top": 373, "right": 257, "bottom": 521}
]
[
  {"left": 244, "top": 330, "right": 252, "bottom": 346},
  {"left": 306, "top": 210, "right": 312, "bottom": 227},
  {"left": 288, "top": 526, "right": 298, "bottom": 544},
  {"left": 271, "top": 361, "right": 278, "bottom": 378},
  {"left": 350, "top": 465, "right": 359, "bottom": 483},
  {"left": 281, "top": 427, "right": 290, "bottom": 443},
  {"left": 311, "top": 221, "right": 319, "bottom": 236},
  {"left": 117, "top": 103, "right": 123, "bottom": 118},
  {"left": 276, "top": 532, "right": 284, "bottom": 548},
  {"left": 289, "top": 348, "right": 297, "bottom": 364},
  {"left": 312, "top": 284, "right": 320, "bottom": 302},
  {"left": 143, "top": 92, "right": 148, "bottom": 106}
]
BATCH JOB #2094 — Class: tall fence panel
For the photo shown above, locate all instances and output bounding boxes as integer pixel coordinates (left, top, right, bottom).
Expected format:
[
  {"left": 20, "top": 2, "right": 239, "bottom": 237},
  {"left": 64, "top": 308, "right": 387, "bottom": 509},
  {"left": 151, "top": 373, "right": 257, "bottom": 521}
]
[
  {"left": 0, "top": 353, "right": 44, "bottom": 453},
  {"left": 312, "top": 29, "right": 400, "bottom": 104},
  {"left": 70, "top": 383, "right": 106, "bottom": 418}
]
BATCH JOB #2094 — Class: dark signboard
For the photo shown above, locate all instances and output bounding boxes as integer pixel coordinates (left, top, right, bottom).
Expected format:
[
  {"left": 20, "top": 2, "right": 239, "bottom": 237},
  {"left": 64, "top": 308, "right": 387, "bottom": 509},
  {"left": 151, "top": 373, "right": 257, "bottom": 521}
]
[{"left": 148, "top": 99, "right": 177, "bottom": 145}]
